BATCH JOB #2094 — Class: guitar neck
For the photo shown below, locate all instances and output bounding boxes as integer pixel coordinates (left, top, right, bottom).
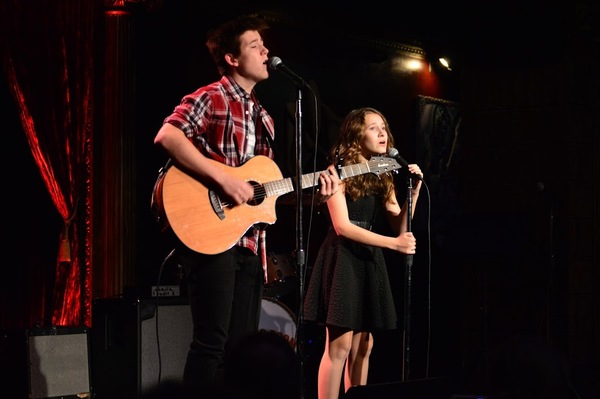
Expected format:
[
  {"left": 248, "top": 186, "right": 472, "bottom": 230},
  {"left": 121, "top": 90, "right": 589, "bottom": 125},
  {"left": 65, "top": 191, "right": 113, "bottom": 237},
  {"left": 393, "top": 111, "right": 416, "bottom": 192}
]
[{"left": 262, "top": 162, "right": 379, "bottom": 198}]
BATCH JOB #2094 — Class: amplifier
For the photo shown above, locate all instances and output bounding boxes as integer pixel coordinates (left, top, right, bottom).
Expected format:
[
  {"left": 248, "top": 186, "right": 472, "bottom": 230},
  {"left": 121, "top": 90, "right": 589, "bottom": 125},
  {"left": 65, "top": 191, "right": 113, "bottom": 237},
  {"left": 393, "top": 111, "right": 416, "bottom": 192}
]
[
  {"left": 1, "top": 327, "right": 91, "bottom": 399},
  {"left": 91, "top": 297, "right": 192, "bottom": 399}
]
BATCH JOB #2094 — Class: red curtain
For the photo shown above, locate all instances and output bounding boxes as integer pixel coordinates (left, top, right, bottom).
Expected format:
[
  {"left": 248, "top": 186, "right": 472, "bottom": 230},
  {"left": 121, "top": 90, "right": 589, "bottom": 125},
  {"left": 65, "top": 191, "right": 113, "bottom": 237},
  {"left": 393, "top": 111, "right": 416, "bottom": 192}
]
[{"left": 0, "top": 0, "right": 96, "bottom": 326}]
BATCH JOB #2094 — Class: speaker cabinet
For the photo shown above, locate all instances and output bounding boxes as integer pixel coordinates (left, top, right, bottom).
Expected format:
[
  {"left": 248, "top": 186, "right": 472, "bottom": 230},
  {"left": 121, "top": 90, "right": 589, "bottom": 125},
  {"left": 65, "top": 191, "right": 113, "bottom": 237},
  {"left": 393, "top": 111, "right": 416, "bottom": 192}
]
[
  {"left": 91, "top": 297, "right": 192, "bottom": 399},
  {"left": 1, "top": 327, "right": 91, "bottom": 399}
]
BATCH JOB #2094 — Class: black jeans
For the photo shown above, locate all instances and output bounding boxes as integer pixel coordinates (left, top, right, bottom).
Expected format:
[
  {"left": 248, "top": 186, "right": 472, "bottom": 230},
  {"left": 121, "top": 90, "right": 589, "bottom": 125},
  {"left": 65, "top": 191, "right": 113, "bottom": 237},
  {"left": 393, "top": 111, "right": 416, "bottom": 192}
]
[{"left": 178, "top": 245, "right": 263, "bottom": 391}]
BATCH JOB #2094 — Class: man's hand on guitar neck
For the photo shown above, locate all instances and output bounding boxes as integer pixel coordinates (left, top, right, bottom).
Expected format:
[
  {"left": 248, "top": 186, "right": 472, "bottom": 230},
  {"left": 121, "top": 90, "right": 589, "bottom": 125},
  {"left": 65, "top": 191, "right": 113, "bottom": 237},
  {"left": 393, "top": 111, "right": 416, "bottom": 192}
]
[{"left": 317, "top": 164, "right": 340, "bottom": 203}]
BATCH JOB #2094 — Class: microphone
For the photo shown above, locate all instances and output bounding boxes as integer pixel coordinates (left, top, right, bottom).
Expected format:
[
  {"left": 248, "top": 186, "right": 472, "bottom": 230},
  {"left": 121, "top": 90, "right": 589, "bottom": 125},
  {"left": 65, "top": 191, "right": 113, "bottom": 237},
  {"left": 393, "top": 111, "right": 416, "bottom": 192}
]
[
  {"left": 267, "top": 56, "right": 307, "bottom": 88},
  {"left": 388, "top": 148, "right": 423, "bottom": 180}
]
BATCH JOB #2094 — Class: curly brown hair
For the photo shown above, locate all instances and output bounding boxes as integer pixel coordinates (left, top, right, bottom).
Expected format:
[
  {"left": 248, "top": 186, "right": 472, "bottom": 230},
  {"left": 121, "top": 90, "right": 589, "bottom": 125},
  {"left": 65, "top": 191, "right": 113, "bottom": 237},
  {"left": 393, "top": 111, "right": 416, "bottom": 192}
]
[
  {"left": 206, "top": 15, "right": 269, "bottom": 76},
  {"left": 329, "top": 107, "right": 396, "bottom": 202}
]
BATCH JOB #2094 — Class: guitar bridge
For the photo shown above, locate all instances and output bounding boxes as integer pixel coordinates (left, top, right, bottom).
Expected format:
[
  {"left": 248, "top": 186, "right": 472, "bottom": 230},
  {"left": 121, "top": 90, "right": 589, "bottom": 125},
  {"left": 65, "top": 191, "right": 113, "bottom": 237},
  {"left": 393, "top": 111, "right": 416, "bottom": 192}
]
[{"left": 208, "top": 189, "right": 226, "bottom": 220}]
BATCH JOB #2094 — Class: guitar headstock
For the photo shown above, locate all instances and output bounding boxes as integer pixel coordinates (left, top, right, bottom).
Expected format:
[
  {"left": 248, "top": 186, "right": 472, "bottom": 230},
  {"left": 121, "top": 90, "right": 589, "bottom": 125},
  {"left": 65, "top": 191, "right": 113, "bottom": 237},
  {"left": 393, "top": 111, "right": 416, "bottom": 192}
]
[{"left": 367, "top": 156, "right": 402, "bottom": 175}]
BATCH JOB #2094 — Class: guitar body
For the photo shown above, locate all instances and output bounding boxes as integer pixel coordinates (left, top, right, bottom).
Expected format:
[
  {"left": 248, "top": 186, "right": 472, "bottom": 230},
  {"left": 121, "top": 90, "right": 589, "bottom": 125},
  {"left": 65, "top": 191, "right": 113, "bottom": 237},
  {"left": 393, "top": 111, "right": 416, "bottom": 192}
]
[{"left": 158, "top": 156, "right": 283, "bottom": 254}]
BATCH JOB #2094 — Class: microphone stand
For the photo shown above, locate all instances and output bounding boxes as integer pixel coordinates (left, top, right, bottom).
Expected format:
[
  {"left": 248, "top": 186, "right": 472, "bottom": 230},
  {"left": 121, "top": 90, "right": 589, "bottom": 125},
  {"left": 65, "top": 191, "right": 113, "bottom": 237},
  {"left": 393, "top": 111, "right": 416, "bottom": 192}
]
[
  {"left": 292, "top": 88, "right": 307, "bottom": 397},
  {"left": 269, "top": 57, "right": 312, "bottom": 397},
  {"left": 401, "top": 175, "right": 414, "bottom": 381},
  {"left": 544, "top": 186, "right": 555, "bottom": 345}
]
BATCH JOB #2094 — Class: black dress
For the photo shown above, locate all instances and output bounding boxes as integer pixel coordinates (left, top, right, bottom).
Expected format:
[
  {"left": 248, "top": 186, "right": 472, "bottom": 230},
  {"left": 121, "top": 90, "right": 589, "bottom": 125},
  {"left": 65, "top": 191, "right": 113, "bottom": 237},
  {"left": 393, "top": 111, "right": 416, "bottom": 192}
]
[{"left": 303, "top": 194, "right": 398, "bottom": 331}]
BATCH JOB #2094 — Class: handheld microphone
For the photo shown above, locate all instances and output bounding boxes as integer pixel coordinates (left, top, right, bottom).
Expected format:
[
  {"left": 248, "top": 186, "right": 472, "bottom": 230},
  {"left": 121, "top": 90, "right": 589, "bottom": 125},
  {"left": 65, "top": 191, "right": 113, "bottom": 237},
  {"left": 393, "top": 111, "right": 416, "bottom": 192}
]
[
  {"left": 388, "top": 148, "right": 423, "bottom": 180},
  {"left": 267, "top": 56, "right": 307, "bottom": 88}
]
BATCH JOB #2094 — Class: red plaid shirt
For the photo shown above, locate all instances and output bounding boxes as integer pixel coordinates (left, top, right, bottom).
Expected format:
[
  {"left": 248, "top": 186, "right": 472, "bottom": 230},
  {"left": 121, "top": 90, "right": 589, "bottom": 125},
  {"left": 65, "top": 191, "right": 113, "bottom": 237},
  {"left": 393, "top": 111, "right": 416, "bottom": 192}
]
[{"left": 164, "top": 75, "right": 275, "bottom": 278}]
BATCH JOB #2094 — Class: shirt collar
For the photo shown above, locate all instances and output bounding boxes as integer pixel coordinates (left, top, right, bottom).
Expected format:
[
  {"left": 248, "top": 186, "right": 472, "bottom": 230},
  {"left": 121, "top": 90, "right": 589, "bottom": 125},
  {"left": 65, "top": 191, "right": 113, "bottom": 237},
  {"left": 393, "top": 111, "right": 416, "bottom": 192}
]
[{"left": 221, "top": 75, "right": 252, "bottom": 102}]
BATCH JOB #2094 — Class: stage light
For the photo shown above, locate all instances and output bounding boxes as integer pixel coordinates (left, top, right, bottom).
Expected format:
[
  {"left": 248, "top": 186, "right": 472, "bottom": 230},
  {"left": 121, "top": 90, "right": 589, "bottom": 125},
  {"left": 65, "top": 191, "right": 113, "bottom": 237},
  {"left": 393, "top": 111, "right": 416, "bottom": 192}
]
[{"left": 438, "top": 57, "right": 452, "bottom": 71}]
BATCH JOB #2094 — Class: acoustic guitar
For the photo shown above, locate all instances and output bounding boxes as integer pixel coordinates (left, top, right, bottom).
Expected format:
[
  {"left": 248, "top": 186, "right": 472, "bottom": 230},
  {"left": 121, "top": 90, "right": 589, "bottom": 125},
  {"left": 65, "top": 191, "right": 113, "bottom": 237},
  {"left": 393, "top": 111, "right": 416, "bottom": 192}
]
[{"left": 152, "top": 155, "right": 400, "bottom": 254}]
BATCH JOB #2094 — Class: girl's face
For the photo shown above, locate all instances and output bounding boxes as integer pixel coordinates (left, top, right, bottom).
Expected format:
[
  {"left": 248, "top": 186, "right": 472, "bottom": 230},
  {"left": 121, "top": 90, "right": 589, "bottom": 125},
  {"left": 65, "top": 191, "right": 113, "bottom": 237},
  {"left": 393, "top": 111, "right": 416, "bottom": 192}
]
[{"left": 360, "top": 112, "right": 389, "bottom": 157}]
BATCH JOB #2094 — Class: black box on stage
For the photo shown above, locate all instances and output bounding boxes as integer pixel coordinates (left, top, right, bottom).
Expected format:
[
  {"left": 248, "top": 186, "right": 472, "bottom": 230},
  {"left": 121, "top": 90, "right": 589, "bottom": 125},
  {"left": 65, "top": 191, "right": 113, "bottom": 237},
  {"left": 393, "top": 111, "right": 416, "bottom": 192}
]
[
  {"left": 90, "top": 296, "right": 192, "bottom": 399},
  {"left": 345, "top": 377, "right": 452, "bottom": 399},
  {"left": 1, "top": 327, "right": 91, "bottom": 399}
]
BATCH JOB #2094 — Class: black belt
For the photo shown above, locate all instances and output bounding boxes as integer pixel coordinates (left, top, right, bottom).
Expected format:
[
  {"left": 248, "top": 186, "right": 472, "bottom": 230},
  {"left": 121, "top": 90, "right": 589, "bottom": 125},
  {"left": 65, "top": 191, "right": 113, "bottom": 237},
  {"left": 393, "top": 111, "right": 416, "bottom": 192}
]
[{"left": 350, "top": 220, "right": 372, "bottom": 230}]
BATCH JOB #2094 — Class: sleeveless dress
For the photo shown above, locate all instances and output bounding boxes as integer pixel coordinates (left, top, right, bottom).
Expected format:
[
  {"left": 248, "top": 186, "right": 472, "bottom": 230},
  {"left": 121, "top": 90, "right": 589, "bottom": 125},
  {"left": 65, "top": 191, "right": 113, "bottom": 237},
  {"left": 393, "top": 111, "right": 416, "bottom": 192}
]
[{"left": 303, "top": 194, "right": 398, "bottom": 331}]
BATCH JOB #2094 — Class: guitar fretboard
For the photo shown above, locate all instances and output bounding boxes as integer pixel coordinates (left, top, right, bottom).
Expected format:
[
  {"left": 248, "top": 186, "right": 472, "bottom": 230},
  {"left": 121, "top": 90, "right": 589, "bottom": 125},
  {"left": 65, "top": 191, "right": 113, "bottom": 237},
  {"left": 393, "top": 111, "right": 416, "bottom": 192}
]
[{"left": 262, "top": 156, "right": 399, "bottom": 198}]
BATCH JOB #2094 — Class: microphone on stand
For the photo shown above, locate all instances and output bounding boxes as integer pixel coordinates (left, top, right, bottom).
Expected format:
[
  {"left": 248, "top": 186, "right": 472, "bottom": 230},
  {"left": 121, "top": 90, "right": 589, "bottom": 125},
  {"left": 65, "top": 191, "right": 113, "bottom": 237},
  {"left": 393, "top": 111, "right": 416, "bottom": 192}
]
[
  {"left": 388, "top": 146, "right": 417, "bottom": 381},
  {"left": 267, "top": 56, "right": 308, "bottom": 88},
  {"left": 388, "top": 148, "right": 423, "bottom": 180}
]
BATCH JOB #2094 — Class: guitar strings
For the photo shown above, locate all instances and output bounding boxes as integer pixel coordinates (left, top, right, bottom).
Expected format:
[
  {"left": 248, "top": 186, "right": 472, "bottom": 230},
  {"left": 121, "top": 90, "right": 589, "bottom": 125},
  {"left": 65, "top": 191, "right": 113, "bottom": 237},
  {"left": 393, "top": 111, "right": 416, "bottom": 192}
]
[{"left": 220, "top": 185, "right": 268, "bottom": 208}]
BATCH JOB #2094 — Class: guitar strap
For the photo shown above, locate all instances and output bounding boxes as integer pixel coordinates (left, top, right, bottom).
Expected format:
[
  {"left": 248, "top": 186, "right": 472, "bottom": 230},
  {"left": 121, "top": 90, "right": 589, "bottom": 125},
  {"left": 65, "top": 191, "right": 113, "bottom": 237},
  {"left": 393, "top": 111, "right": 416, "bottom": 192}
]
[{"left": 263, "top": 128, "right": 278, "bottom": 164}]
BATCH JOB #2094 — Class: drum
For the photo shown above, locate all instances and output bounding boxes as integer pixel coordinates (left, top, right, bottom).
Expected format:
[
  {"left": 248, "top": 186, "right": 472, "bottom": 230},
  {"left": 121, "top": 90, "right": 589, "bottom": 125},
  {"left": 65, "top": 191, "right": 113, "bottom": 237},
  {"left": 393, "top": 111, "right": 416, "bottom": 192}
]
[
  {"left": 259, "top": 297, "right": 297, "bottom": 350},
  {"left": 264, "top": 253, "right": 298, "bottom": 311},
  {"left": 266, "top": 253, "right": 296, "bottom": 284}
]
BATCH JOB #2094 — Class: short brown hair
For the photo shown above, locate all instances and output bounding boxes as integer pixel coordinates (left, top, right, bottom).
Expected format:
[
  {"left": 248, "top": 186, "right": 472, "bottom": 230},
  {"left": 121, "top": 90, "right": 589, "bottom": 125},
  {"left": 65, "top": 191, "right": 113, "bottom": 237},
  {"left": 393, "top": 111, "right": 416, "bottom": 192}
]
[{"left": 206, "top": 15, "right": 269, "bottom": 76}]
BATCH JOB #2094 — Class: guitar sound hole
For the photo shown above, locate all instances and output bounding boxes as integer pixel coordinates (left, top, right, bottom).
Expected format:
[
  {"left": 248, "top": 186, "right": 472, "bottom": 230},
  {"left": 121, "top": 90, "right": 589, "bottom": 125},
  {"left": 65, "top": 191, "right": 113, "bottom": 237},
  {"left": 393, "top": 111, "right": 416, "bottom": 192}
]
[{"left": 248, "top": 181, "right": 264, "bottom": 206}]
